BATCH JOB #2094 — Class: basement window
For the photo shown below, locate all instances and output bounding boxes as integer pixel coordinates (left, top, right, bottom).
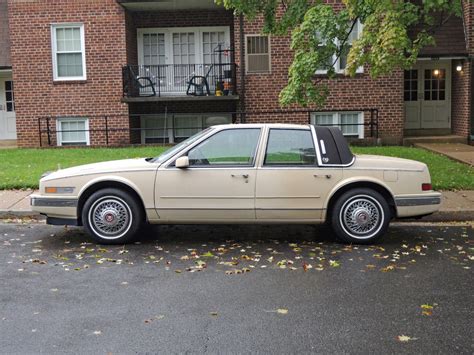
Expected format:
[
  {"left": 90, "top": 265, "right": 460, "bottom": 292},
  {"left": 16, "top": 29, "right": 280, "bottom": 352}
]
[
  {"left": 311, "top": 112, "right": 364, "bottom": 138},
  {"left": 57, "top": 118, "right": 90, "bottom": 146}
]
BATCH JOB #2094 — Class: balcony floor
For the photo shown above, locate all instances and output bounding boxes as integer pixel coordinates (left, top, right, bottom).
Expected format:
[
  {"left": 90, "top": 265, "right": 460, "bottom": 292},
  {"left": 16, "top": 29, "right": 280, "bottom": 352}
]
[{"left": 122, "top": 95, "right": 239, "bottom": 103}]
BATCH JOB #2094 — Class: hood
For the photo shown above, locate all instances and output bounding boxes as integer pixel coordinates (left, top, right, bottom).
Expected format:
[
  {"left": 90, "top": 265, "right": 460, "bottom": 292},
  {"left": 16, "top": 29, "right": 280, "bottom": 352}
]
[
  {"left": 352, "top": 155, "right": 427, "bottom": 171},
  {"left": 42, "top": 158, "right": 157, "bottom": 181}
]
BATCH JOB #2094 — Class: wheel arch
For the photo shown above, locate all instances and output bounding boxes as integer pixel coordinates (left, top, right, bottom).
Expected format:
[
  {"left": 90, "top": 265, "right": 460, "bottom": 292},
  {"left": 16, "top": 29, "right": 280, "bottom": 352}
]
[
  {"left": 77, "top": 178, "right": 147, "bottom": 226},
  {"left": 325, "top": 179, "right": 396, "bottom": 223}
]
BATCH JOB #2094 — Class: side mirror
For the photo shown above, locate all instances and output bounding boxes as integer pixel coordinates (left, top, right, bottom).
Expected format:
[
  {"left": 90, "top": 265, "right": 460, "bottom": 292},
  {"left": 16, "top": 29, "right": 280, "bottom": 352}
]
[{"left": 175, "top": 156, "right": 190, "bottom": 169}]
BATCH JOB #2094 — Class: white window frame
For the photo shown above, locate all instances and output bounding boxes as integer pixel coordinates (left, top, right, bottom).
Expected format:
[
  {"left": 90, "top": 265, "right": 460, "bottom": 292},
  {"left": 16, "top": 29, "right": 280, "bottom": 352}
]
[
  {"left": 137, "top": 26, "right": 231, "bottom": 67},
  {"left": 315, "top": 20, "right": 363, "bottom": 75},
  {"left": 245, "top": 34, "right": 271, "bottom": 74},
  {"left": 56, "top": 117, "right": 90, "bottom": 146},
  {"left": 51, "top": 23, "right": 87, "bottom": 81},
  {"left": 139, "top": 113, "right": 232, "bottom": 144},
  {"left": 311, "top": 111, "right": 364, "bottom": 139}
]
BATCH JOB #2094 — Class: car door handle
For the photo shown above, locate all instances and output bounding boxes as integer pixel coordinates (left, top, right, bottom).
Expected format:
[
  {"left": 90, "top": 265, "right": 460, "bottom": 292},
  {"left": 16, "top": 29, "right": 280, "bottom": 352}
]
[
  {"left": 314, "top": 174, "right": 332, "bottom": 179},
  {"left": 231, "top": 174, "right": 249, "bottom": 179}
]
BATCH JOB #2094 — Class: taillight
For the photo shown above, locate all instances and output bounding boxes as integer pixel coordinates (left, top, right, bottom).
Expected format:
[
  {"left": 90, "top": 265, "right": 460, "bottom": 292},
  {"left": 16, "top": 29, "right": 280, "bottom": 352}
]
[{"left": 422, "top": 183, "right": 432, "bottom": 191}]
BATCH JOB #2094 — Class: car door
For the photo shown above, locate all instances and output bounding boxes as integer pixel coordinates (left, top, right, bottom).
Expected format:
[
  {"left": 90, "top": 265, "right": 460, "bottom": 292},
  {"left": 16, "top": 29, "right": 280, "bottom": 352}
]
[
  {"left": 255, "top": 128, "right": 342, "bottom": 221},
  {"left": 154, "top": 127, "right": 262, "bottom": 221}
]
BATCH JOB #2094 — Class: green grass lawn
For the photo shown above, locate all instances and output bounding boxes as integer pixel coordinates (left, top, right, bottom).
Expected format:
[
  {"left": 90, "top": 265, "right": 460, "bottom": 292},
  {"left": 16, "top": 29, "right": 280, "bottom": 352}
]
[{"left": 0, "top": 145, "right": 472, "bottom": 190}]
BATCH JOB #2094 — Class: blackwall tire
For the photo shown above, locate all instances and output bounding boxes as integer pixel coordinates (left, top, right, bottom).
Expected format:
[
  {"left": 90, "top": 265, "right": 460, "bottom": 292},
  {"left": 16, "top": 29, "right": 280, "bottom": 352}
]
[
  {"left": 81, "top": 188, "right": 144, "bottom": 245},
  {"left": 331, "top": 188, "right": 391, "bottom": 244}
]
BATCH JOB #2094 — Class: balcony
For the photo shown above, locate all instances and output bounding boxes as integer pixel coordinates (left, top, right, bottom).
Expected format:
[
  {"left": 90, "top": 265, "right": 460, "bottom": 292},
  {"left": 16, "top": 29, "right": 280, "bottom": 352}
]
[
  {"left": 117, "top": 0, "right": 221, "bottom": 11},
  {"left": 122, "top": 63, "right": 239, "bottom": 102}
]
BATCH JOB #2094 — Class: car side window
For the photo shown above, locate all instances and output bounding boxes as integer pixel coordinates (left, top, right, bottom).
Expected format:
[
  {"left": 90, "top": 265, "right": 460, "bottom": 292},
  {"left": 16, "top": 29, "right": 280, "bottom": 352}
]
[
  {"left": 187, "top": 128, "right": 261, "bottom": 167},
  {"left": 264, "top": 129, "right": 316, "bottom": 166}
]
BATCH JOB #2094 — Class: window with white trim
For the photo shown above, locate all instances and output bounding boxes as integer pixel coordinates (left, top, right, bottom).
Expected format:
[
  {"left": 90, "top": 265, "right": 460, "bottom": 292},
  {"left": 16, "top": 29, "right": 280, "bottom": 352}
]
[
  {"left": 311, "top": 112, "right": 364, "bottom": 138},
  {"left": 57, "top": 118, "right": 90, "bottom": 146},
  {"left": 245, "top": 35, "right": 271, "bottom": 73},
  {"left": 51, "top": 24, "right": 86, "bottom": 80},
  {"left": 140, "top": 114, "right": 232, "bottom": 144},
  {"left": 316, "top": 20, "right": 363, "bottom": 74}
]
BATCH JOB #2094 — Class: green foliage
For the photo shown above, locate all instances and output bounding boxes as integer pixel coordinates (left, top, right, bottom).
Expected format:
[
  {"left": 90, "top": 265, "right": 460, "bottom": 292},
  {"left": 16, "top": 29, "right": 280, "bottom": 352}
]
[
  {"left": 0, "top": 146, "right": 472, "bottom": 191},
  {"left": 216, "top": 0, "right": 464, "bottom": 107}
]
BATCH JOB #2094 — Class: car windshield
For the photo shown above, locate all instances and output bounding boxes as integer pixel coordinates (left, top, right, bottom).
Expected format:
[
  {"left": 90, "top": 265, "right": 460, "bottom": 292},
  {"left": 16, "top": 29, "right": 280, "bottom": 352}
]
[{"left": 151, "top": 128, "right": 213, "bottom": 164}]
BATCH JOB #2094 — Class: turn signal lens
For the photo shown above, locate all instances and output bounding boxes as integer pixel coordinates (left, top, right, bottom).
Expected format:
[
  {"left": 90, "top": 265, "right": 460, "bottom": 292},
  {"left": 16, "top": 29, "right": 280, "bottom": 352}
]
[
  {"left": 422, "top": 183, "right": 432, "bottom": 191},
  {"left": 45, "top": 187, "right": 75, "bottom": 194}
]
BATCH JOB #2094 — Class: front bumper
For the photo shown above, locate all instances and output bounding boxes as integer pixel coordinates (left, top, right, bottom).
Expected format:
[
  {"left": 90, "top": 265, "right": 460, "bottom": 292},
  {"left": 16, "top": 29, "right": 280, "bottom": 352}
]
[
  {"left": 30, "top": 194, "right": 79, "bottom": 223},
  {"left": 395, "top": 192, "right": 442, "bottom": 218}
]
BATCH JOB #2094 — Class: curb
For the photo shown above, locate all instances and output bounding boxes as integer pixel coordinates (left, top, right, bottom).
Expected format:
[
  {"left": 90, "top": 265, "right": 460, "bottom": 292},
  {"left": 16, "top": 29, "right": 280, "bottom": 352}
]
[
  {"left": 0, "top": 210, "right": 472, "bottom": 223},
  {"left": 0, "top": 210, "right": 44, "bottom": 219}
]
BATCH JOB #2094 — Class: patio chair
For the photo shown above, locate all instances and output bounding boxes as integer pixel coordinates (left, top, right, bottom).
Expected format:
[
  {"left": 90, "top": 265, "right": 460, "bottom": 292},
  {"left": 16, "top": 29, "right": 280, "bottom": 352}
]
[
  {"left": 186, "top": 65, "right": 213, "bottom": 96},
  {"left": 128, "top": 66, "right": 157, "bottom": 97}
]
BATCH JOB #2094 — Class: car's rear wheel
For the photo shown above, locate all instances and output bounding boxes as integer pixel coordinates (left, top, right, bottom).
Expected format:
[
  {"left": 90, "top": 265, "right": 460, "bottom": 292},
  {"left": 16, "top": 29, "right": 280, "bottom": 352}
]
[
  {"left": 81, "top": 188, "right": 144, "bottom": 244},
  {"left": 331, "top": 188, "right": 391, "bottom": 244}
]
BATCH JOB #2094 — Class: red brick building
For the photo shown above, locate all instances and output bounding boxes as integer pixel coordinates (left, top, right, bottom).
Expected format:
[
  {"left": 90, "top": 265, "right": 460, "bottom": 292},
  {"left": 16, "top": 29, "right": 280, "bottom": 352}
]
[{"left": 1, "top": 0, "right": 473, "bottom": 146}]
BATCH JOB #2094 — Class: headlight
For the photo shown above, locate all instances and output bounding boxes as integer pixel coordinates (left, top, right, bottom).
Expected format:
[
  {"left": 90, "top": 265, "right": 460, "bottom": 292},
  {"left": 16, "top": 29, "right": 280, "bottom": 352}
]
[{"left": 45, "top": 187, "right": 75, "bottom": 194}]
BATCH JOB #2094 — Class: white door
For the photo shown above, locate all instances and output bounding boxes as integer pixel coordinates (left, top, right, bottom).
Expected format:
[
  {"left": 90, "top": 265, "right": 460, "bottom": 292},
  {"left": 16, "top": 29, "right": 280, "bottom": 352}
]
[
  {"left": 154, "top": 128, "right": 261, "bottom": 221},
  {"left": 404, "top": 61, "right": 451, "bottom": 129},
  {"left": 0, "top": 78, "right": 16, "bottom": 140}
]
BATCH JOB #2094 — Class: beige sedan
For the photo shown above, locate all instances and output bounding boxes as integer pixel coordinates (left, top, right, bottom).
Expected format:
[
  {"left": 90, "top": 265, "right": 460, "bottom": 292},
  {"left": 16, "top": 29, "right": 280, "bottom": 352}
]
[{"left": 31, "top": 124, "right": 441, "bottom": 244}]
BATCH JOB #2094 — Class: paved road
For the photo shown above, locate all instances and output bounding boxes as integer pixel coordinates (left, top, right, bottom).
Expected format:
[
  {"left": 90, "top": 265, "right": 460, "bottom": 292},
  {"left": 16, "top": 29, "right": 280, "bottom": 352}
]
[{"left": 0, "top": 222, "right": 472, "bottom": 354}]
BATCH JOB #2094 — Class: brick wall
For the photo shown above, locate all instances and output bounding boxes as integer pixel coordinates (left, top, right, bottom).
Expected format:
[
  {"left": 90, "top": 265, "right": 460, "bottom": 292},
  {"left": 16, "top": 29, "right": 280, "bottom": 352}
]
[
  {"left": 8, "top": 0, "right": 129, "bottom": 147},
  {"left": 233, "top": 7, "right": 404, "bottom": 144},
  {"left": 452, "top": 62, "right": 471, "bottom": 138},
  {"left": 0, "top": 0, "right": 11, "bottom": 67}
]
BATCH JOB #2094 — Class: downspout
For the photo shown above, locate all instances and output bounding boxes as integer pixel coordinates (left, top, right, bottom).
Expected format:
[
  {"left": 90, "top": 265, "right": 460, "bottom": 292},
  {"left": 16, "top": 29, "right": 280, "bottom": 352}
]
[
  {"left": 239, "top": 13, "right": 246, "bottom": 123},
  {"left": 470, "top": 58, "right": 474, "bottom": 143}
]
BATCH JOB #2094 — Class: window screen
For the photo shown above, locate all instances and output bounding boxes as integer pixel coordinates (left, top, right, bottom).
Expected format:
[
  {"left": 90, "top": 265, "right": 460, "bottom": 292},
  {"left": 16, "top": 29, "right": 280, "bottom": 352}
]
[{"left": 246, "top": 36, "right": 270, "bottom": 73}]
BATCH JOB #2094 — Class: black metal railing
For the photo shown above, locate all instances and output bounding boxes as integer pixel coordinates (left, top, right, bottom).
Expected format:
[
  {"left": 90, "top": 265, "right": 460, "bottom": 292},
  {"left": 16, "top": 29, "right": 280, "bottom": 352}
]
[
  {"left": 122, "top": 63, "right": 237, "bottom": 98},
  {"left": 37, "top": 109, "right": 378, "bottom": 147}
]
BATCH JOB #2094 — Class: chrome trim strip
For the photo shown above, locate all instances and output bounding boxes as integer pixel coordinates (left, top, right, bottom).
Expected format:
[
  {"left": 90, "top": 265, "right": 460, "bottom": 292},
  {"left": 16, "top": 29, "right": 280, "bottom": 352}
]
[
  {"left": 395, "top": 197, "right": 441, "bottom": 207},
  {"left": 156, "top": 207, "right": 323, "bottom": 211},
  {"left": 157, "top": 207, "right": 253, "bottom": 211},
  {"left": 257, "top": 196, "right": 321, "bottom": 199},
  {"left": 160, "top": 196, "right": 254, "bottom": 199},
  {"left": 31, "top": 197, "right": 78, "bottom": 207}
]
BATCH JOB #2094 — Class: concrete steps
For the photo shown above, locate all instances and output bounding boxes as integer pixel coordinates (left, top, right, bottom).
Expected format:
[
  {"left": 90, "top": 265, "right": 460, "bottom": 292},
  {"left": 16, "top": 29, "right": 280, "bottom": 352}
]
[{"left": 403, "top": 135, "right": 467, "bottom": 146}]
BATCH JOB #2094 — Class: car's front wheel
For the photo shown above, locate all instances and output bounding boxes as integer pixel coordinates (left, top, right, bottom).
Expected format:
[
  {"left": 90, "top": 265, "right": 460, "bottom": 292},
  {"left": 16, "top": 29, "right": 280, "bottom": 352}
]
[
  {"left": 331, "top": 188, "right": 391, "bottom": 244},
  {"left": 82, "top": 188, "right": 144, "bottom": 244}
]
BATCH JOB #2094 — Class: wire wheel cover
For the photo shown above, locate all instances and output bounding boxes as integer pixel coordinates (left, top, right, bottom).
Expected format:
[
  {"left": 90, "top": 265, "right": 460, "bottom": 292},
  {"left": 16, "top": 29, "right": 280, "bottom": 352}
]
[
  {"left": 341, "top": 197, "right": 382, "bottom": 236},
  {"left": 89, "top": 197, "right": 132, "bottom": 238}
]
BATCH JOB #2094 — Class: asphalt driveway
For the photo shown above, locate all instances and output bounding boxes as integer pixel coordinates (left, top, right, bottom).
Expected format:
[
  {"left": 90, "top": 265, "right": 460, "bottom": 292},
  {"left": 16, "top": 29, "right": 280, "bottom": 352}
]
[{"left": 0, "top": 221, "right": 472, "bottom": 353}]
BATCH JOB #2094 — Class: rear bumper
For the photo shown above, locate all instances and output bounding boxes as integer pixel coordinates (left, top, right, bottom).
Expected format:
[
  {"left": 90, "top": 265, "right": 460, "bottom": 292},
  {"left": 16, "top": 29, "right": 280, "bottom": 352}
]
[{"left": 395, "top": 192, "right": 442, "bottom": 218}]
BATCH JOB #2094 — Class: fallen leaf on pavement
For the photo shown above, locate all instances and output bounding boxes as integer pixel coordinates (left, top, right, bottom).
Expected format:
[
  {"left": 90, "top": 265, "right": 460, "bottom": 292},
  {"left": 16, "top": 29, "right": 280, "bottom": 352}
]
[{"left": 397, "top": 335, "right": 416, "bottom": 342}]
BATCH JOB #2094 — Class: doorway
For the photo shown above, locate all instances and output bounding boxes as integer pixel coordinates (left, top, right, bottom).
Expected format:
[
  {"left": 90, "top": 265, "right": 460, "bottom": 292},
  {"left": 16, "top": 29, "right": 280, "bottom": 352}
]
[
  {"left": 404, "top": 60, "right": 451, "bottom": 130},
  {"left": 0, "top": 76, "right": 16, "bottom": 140}
]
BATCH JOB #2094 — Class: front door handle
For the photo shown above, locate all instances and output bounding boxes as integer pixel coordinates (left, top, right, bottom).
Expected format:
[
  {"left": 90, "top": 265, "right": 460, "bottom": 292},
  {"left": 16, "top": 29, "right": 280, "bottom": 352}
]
[{"left": 231, "top": 174, "right": 249, "bottom": 179}]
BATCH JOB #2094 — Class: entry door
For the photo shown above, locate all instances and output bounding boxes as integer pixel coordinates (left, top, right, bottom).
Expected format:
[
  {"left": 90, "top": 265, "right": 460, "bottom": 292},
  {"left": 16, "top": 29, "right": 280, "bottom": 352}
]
[
  {"left": 154, "top": 128, "right": 261, "bottom": 221},
  {"left": 404, "top": 61, "right": 451, "bottom": 129},
  {"left": 0, "top": 78, "right": 16, "bottom": 140}
]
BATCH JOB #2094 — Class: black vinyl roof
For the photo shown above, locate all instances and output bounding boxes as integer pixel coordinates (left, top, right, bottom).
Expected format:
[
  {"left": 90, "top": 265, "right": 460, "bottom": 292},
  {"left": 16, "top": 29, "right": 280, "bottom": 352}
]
[{"left": 314, "top": 126, "right": 354, "bottom": 166}]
